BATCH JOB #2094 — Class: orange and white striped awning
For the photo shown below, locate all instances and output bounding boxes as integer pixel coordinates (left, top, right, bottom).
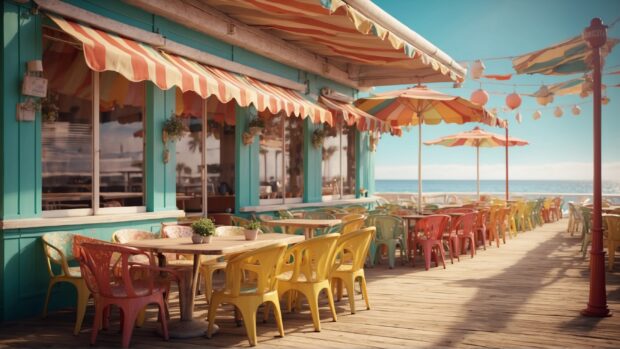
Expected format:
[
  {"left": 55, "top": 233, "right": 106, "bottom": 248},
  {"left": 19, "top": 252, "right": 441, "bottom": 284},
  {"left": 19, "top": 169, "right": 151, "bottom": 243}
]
[
  {"left": 48, "top": 14, "right": 332, "bottom": 125},
  {"left": 318, "top": 96, "right": 392, "bottom": 134}
]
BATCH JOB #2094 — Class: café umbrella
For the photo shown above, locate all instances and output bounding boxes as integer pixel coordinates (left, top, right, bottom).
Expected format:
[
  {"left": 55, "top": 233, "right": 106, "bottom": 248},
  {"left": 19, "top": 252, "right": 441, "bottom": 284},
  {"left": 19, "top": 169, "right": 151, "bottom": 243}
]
[
  {"left": 355, "top": 85, "right": 505, "bottom": 211},
  {"left": 424, "top": 127, "right": 529, "bottom": 200}
]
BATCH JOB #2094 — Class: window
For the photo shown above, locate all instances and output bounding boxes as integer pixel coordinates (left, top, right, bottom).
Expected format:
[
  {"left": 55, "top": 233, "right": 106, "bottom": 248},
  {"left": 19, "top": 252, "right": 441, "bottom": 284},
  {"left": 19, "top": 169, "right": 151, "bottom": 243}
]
[
  {"left": 259, "top": 112, "right": 304, "bottom": 204},
  {"left": 322, "top": 122, "right": 356, "bottom": 200},
  {"left": 42, "top": 33, "right": 145, "bottom": 216},
  {"left": 175, "top": 92, "right": 236, "bottom": 214}
]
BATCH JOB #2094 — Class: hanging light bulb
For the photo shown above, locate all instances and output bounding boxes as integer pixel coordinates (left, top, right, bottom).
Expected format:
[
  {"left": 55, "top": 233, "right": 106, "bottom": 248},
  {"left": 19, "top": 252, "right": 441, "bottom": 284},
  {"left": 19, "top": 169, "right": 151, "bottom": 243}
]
[
  {"left": 532, "top": 110, "right": 542, "bottom": 120},
  {"left": 571, "top": 105, "right": 581, "bottom": 116},
  {"left": 505, "top": 92, "right": 522, "bottom": 110},
  {"left": 515, "top": 112, "right": 522, "bottom": 124},
  {"left": 470, "top": 88, "right": 489, "bottom": 106},
  {"left": 470, "top": 60, "right": 486, "bottom": 80},
  {"left": 602, "top": 96, "right": 610, "bottom": 105},
  {"left": 535, "top": 85, "right": 554, "bottom": 106},
  {"left": 554, "top": 106, "right": 563, "bottom": 118}
]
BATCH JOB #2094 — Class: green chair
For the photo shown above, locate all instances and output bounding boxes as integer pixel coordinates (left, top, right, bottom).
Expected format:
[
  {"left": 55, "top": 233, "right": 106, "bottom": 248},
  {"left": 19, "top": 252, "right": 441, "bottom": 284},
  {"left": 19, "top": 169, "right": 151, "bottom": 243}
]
[
  {"left": 231, "top": 215, "right": 250, "bottom": 227},
  {"left": 366, "top": 215, "right": 406, "bottom": 269}
]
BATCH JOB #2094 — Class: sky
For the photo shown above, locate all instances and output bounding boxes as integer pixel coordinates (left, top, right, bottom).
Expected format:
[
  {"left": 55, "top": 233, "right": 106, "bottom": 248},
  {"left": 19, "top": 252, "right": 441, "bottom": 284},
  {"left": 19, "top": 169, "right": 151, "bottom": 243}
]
[{"left": 371, "top": 0, "right": 620, "bottom": 181}]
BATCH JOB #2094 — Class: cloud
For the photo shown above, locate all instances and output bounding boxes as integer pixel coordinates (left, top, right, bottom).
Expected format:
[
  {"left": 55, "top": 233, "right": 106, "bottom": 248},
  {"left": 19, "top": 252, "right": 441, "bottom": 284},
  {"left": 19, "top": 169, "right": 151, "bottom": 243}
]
[{"left": 375, "top": 161, "right": 620, "bottom": 181}]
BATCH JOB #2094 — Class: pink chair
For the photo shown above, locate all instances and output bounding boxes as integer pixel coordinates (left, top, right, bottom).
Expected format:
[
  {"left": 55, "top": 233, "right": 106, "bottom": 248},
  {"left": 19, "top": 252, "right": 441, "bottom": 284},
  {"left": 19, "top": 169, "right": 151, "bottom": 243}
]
[
  {"left": 410, "top": 215, "right": 451, "bottom": 270},
  {"left": 453, "top": 212, "right": 477, "bottom": 258},
  {"left": 76, "top": 241, "right": 178, "bottom": 348}
]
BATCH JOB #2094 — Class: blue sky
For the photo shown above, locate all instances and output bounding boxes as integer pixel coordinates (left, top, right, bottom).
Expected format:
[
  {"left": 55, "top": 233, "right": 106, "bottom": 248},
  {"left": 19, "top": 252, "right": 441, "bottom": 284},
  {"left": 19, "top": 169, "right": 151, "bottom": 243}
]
[{"left": 372, "top": 0, "right": 620, "bottom": 181}]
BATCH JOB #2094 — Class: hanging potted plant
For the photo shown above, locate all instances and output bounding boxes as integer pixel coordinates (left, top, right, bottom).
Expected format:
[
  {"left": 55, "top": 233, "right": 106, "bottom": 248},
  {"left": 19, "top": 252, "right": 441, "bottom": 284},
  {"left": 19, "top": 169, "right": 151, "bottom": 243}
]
[
  {"left": 312, "top": 128, "right": 325, "bottom": 149},
  {"left": 243, "top": 118, "right": 265, "bottom": 145},
  {"left": 41, "top": 93, "right": 60, "bottom": 122},
  {"left": 191, "top": 218, "right": 215, "bottom": 244},
  {"left": 244, "top": 220, "right": 261, "bottom": 241},
  {"left": 162, "top": 114, "right": 186, "bottom": 143}
]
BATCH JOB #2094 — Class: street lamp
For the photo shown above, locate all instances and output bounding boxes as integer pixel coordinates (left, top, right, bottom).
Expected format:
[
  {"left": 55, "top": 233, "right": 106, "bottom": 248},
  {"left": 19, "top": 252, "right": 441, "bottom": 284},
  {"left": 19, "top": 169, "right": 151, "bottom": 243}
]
[{"left": 581, "top": 18, "right": 611, "bottom": 318}]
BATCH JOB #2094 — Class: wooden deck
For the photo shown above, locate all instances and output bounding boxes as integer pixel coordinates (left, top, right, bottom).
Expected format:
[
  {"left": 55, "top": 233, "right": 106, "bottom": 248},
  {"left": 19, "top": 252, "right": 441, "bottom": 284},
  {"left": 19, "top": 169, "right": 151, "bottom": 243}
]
[{"left": 1, "top": 219, "right": 619, "bottom": 348}]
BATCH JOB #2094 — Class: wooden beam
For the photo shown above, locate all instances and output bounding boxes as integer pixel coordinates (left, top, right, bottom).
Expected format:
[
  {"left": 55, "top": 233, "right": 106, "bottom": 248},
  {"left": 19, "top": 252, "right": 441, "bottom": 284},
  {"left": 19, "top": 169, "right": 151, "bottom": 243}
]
[
  {"left": 34, "top": 0, "right": 306, "bottom": 91},
  {"left": 122, "top": 0, "right": 359, "bottom": 89}
]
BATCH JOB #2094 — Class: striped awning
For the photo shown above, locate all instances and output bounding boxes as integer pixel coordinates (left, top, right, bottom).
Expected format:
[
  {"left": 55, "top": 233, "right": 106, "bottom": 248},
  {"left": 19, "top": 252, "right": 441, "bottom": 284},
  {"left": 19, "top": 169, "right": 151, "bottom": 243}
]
[
  {"left": 48, "top": 14, "right": 332, "bottom": 125},
  {"left": 318, "top": 96, "right": 392, "bottom": 133},
  {"left": 201, "top": 0, "right": 463, "bottom": 84},
  {"left": 513, "top": 35, "right": 619, "bottom": 76}
]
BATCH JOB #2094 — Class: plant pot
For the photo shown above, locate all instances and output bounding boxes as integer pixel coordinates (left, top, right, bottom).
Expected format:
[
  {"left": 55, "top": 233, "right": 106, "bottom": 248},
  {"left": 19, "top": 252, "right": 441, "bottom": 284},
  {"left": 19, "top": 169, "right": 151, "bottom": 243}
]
[
  {"left": 203, "top": 235, "right": 212, "bottom": 244},
  {"left": 244, "top": 229, "right": 259, "bottom": 241},
  {"left": 191, "top": 234, "right": 203, "bottom": 244}
]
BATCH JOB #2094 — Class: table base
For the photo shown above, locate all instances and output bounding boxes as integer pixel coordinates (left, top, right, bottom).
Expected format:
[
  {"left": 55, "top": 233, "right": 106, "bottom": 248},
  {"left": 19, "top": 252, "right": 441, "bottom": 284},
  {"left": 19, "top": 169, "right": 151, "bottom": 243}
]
[{"left": 158, "top": 319, "right": 218, "bottom": 339}]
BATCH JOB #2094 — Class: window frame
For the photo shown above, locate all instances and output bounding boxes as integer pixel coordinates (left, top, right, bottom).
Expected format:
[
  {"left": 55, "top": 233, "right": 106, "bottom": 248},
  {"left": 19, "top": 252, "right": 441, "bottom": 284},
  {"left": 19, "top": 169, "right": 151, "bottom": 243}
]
[
  {"left": 321, "top": 123, "right": 356, "bottom": 202},
  {"left": 259, "top": 114, "right": 304, "bottom": 206},
  {"left": 42, "top": 70, "right": 147, "bottom": 218}
]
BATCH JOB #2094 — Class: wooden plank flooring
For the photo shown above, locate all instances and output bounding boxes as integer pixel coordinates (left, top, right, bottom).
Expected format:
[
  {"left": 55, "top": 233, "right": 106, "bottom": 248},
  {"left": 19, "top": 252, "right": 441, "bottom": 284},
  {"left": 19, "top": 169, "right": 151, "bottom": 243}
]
[{"left": 1, "top": 219, "right": 619, "bottom": 348}]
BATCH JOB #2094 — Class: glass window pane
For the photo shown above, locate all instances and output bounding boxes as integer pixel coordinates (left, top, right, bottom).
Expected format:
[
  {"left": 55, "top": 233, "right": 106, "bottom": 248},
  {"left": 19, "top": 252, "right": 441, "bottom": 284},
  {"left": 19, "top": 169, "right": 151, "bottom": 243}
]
[
  {"left": 343, "top": 125, "right": 356, "bottom": 196},
  {"left": 322, "top": 124, "right": 341, "bottom": 198},
  {"left": 285, "top": 117, "right": 304, "bottom": 199},
  {"left": 99, "top": 71, "right": 144, "bottom": 207},
  {"left": 259, "top": 112, "right": 284, "bottom": 200},
  {"left": 176, "top": 90, "right": 204, "bottom": 213},
  {"left": 42, "top": 34, "right": 93, "bottom": 210},
  {"left": 206, "top": 96, "right": 236, "bottom": 213}
]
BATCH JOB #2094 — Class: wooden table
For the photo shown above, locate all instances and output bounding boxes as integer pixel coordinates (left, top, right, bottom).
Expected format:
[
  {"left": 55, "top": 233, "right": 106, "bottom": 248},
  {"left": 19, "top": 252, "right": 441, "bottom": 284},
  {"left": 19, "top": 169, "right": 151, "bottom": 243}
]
[
  {"left": 126, "top": 233, "right": 304, "bottom": 338},
  {"left": 261, "top": 218, "right": 342, "bottom": 239}
]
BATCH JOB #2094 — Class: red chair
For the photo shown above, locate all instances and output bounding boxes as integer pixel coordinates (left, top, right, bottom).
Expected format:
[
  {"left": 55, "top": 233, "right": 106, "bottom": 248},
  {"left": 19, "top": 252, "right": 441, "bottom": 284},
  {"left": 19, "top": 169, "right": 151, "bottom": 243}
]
[
  {"left": 76, "top": 241, "right": 178, "bottom": 348},
  {"left": 474, "top": 209, "right": 488, "bottom": 250},
  {"left": 409, "top": 215, "right": 451, "bottom": 270},
  {"left": 453, "top": 212, "right": 477, "bottom": 258}
]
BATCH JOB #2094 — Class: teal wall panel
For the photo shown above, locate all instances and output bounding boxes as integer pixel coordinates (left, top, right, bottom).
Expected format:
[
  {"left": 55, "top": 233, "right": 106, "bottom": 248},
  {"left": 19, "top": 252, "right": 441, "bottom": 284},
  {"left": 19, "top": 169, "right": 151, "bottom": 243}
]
[
  {"left": 1, "top": 3, "right": 41, "bottom": 219},
  {"left": 145, "top": 85, "right": 177, "bottom": 211},
  {"left": 63, "top": 0, "right": 154, "bottom": 32},
  {"left": 303, "top": 119, "right": 322, "bottom": 202},
  {"left": 0, "top": 218, "right": 174, "bottom": 321},
  {"left": 235, "top": 106, "right": 259, "bottom": 212},
  {"left": 154, "top": 16, "right": 232, "bottom": 61}
]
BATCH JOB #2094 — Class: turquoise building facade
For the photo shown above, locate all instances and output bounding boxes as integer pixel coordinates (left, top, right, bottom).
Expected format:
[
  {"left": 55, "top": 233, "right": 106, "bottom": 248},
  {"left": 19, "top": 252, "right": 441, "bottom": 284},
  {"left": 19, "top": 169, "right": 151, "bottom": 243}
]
[{"left": 0, "top": 0, "right": 376, "bottom": 321}]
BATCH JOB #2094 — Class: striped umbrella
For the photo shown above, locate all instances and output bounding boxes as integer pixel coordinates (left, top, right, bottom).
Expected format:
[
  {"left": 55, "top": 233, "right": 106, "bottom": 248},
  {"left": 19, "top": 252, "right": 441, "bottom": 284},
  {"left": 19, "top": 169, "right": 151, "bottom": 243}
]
[
  {"left": 513, "top": 35, "right": 618, "bottom": 76},
  {"left": 355, "top": 85, "right": 505, "bottom": 210},
  {"left": 425, "top": 127, "right": 528, "bottom": 200}
]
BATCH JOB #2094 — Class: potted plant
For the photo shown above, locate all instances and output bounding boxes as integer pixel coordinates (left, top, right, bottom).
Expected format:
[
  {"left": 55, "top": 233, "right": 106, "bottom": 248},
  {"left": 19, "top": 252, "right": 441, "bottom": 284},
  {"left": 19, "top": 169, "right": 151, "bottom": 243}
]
[
  {"left": 191, "top": 218, "right": 215, "bottom": 244},
  {"left": 244, "top": 220, "right": 261, "bottom": 241},
  {"left": 312, "top": 128, "right": 325, "bottom": 149},
  {"left": 248, "top": 118, "right": 265, "bottom": 135},
  {"left": 162, "top": 114, "right": 186, "bottom": 143}
]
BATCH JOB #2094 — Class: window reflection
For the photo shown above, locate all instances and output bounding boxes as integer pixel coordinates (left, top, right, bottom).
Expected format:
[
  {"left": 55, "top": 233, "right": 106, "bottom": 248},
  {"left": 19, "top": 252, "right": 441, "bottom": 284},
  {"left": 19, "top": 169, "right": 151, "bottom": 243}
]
[
  {"left": 259, "top": 112, "right": 284, "bottom": 200},
  {"left": 99, "top": 71, "right": 144, "bottom": 207},
  {"left": 206, "top": 96, "right": 236, "bottom": 212},
  {"left": 321, "top": 122, "right": 356, "bottom": 199},
  {"left": 176, "top": 90, "right": 204, "bottom": 213},
  {"left": 42, "top": 35, "right": 93, "bottom": 210}
]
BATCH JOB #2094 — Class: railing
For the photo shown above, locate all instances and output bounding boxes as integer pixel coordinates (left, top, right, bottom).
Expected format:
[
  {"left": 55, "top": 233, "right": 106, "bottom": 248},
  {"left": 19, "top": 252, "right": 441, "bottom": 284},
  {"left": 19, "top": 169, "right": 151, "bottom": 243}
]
[{"left": 375, "top": 192, "right": 620, "bottom": 208}]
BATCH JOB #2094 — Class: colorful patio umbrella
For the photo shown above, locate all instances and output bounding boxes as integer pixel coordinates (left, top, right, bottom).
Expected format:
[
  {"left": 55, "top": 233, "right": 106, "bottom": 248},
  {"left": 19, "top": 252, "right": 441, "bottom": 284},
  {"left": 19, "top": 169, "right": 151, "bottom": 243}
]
[
  {"left": 424, "top": 127, "right": 528, "bottom": 200},
  {"left": 512, "top": 35, "right": 618, "bottom": 76},
  {"left": 355, "top": 85, "right": 505, "bottom": 211}
]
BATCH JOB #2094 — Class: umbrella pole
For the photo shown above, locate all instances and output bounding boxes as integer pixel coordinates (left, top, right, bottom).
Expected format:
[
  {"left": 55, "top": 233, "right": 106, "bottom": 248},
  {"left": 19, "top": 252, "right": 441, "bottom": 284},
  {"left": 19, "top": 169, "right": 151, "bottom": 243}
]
[
  {"left": 418, "top": 122, "right": 422, "bottom": 213},
  {"left": 506, "top": 122, "right": 509, "bottom": 202},
  {"left": 477, "top": 145, "right": 480, "bottom": 201}
]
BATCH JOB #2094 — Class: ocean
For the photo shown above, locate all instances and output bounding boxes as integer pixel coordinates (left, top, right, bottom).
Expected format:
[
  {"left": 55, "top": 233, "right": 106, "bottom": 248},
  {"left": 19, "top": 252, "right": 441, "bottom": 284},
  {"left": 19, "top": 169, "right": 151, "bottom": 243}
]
[{"left": 375, "top": 179, "right": 620, "bottom": 195}]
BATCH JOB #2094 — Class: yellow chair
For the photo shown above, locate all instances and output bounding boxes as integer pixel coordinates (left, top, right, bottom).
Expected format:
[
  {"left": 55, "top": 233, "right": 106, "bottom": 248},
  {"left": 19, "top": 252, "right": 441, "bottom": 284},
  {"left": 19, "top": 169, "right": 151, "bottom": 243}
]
[
  {"left": 340, "top": 215, "right": 366, "bottom": 235},
  {"left": 277, "top": 234, "right": 340, "bottom": 332},
  {"left": 331, "top": 227, "right": 375, "bottom": 314},
  {"left": 231, "top": 215, "right": 251, "bottom": 227},
  {"left": 42, "top": 232, "right": 91, "bottom": 335},
  {"left": 201, "top": 226, "right": 247, "bottom": 303},
  {"left": 344, "top": 205, "right": 367, "bottom": 214},
  {"left": 206, "top": 242, "right": 288, "bottom": 347},
  {"left": 604, "top": 214, "right": 620, "bottom": 271}
]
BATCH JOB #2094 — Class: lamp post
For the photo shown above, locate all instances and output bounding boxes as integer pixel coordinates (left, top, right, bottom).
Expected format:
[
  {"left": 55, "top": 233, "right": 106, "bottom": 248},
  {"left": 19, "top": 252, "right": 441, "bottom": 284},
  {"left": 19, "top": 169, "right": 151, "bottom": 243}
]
[
  {"left": 505, "top": 121, "right": 509, "bottom": 202},
  {"left": 581, "top": 18, "right": 611, "bottom": 317}
]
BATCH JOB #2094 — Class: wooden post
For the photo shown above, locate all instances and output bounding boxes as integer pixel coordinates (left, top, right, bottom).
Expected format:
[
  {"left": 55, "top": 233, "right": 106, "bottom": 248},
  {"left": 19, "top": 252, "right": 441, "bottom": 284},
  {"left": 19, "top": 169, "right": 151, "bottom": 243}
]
[{"left": 581, "top": 18, "right": 611, "bottom": 318}]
